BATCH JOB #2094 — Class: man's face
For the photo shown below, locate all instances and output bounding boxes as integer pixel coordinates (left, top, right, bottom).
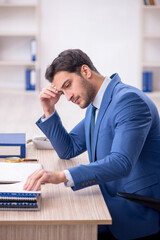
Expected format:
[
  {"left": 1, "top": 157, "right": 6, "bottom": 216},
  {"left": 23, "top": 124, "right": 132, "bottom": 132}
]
[{"left": 53, "top": 70, "right": 96, "bottom": 109}]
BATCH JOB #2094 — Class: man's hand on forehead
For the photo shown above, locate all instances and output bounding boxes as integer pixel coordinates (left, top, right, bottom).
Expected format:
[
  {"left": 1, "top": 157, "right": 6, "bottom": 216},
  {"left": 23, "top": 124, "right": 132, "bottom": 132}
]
[{"left": 52, "top": 84, "right": 63, "bottom": 95}]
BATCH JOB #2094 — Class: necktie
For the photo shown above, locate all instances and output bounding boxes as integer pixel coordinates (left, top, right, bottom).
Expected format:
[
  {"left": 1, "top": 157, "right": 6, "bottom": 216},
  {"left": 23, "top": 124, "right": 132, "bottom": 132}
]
[{"left": 90, "top": 105, "right": 97, "bottom": 162}]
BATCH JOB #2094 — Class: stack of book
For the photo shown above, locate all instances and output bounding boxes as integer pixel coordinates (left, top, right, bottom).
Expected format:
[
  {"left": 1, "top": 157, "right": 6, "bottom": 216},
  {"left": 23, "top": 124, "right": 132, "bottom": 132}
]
[{"left": 0, "top": 181, "right": 41, "bottom": 211}]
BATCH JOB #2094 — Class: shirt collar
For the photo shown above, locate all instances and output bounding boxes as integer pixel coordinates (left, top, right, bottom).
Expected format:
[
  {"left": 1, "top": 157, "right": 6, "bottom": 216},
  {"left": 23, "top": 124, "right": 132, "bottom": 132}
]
[{"left": 92, "top": 76, "right": 111, "bottom": 110}]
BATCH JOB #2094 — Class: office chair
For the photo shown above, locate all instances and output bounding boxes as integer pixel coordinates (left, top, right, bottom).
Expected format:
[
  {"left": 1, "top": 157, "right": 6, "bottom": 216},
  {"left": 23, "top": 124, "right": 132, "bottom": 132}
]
[{"left": 117, "top": 192, "right": 160, "bottom": 212}]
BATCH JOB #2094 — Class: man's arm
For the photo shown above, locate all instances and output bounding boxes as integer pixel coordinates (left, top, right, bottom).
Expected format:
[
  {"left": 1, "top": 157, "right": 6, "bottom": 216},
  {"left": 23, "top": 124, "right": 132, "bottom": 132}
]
[
  {"left": 36, "top": 111, "right": 87, "bottom": 159},
  {"left": 68, "top": 92, "right": 153, "bottom": 190}
]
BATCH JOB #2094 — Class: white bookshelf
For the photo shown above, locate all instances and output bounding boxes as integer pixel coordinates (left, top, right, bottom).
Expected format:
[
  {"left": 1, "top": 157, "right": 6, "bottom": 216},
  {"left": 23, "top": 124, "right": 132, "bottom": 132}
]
[
  {"left": 141, "top": 0, "right": 160, "bottom": 95},
  {"left": 0, "top": 0, "right": 40, "bottom": 90}
]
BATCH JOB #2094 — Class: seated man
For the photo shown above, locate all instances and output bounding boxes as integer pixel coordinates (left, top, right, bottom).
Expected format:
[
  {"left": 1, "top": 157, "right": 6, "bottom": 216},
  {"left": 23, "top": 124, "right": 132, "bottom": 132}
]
[{"left": 24, "top": 49, "right": 160, "bottom": 240}]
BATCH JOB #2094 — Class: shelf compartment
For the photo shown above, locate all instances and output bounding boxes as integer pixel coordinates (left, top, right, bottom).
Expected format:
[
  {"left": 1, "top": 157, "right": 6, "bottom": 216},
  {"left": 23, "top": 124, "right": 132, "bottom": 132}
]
[
  {"left": 0, "top": 61, "right": 37, "bottom": 66},
  {"left": 0, "top": 37, "right": 37, "bottom": 62},
  {"left": 0, "top": 7, "right": 37, "bottom": 34},
  {"left": 142, "top": 39, "right": 160, "bottom": 63},
  {"left": 142, "top": 67, "right": 160, "bottom": 92}
]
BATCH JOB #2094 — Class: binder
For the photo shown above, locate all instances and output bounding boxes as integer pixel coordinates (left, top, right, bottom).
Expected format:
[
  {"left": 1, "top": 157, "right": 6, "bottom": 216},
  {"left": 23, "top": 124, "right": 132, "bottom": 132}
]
[
  {"left": 142, "top": 71, "right": 153, "bottom": 92},
  {"left": 25, "top": 69, "right": 36, "bottom": 91},
  {"left": 0, "top": 181, "right": 41, "bottom": 211},
  {"left": 0, "top": 133, "right": 25, "bottom": 158}
]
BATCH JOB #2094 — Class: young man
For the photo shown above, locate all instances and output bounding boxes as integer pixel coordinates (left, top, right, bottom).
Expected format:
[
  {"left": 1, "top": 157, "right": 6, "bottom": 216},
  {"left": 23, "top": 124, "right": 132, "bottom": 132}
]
[{"left": 24, "top": 49, "right": 160, "bottom": 239}]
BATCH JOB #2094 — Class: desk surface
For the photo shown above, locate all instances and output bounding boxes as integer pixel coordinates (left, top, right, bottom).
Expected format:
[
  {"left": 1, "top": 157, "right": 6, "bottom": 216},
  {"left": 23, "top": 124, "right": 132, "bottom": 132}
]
[
  {"left": 0, "top": 90, "right": 112, "bottom": 227},
  {"left": 0, "top": 145, "right": 112, "bottom": 225}
]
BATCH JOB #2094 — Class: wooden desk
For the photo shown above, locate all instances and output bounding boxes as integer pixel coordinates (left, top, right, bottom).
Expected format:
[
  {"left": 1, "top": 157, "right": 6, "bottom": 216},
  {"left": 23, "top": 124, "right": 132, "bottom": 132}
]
[
  {"left": 0, "top": 145, "right": 112, "bottom": 240},
  {"left": 0, "top": 90, "right": 112, "bottom": 240}
]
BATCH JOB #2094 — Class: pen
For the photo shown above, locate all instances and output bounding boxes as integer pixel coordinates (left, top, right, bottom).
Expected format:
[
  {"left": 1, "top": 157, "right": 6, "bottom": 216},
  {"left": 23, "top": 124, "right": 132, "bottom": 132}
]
[{"left": 22, "top": 159, "right": 39, "bottom": 162}]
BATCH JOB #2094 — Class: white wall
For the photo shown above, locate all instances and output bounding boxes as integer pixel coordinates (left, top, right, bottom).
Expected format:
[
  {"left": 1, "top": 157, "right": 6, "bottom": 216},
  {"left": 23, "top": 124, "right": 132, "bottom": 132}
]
[
  {"left": 40, "top": 0, "right": 141, "bottom": 130},
  {"left": 40, "top": 0, "right": 141, "bottom": 88}
]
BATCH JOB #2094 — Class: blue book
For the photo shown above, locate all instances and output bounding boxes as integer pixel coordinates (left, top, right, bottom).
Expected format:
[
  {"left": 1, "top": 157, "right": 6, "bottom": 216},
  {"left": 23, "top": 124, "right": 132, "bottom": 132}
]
[
  {"left": 25, "top": 69, "right": 36, "bottom": 91},
  {"left": 0, "top": 133, "right": 25, "bottom": 158},
  {"left": 142, "top": 71, "right": 153, "bottom": 92}
]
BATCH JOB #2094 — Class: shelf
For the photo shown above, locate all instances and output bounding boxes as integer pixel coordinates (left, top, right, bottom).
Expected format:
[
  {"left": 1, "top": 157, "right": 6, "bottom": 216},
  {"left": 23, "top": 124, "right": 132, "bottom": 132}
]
[
  {"left": 143, "top": 6, "right": 160, "bottom": 9},
  {"left": 0, "top": 32, "right": 37, "bottom": 37},
  {"left": 0, "top": 4, "right": 37, "bottom": 8},
  {"left": 0, "top": 61, "right": 37, "bottom": 67},
  {"left": 145, "top": 91, "right": 160, "bottom": 97},
  {"left": 143, "top": 35, "right": 160, "bottom": 39},
  {"left": 142, "top": 62, "right": 160, "bottom": 67}
]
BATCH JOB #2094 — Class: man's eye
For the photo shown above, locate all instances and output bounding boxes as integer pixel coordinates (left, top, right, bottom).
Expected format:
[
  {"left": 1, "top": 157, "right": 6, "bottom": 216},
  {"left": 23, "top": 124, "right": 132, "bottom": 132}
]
[{"left": 65, "top": 82, "right": 71, "bottom": 88}]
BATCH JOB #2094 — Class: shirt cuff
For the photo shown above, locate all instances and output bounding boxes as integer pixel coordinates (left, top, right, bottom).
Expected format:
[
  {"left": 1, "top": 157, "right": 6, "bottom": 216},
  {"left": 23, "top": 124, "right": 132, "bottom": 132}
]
[
  {"left": 63, "top": 170, "right": 75, "bottom": 187},
  {"left": 41, "top": 111, "right": 55, "bottom": 122}
]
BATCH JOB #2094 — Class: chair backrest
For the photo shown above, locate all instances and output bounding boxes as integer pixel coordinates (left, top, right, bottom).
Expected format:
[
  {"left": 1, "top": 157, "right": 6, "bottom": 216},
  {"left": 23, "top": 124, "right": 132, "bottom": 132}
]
[{"left": 117, "top": 192, "right": 160, "bottom": 212}]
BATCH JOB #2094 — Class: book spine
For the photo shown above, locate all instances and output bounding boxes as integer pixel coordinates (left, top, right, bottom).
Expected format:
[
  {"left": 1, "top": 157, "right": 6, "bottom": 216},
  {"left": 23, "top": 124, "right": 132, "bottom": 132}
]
[
  {"left": 149, "top": 0, "right": 155, "bottom": 5},
  {"left": 25, "top": 69, "right": 36, "bottom": 91},
  {"left": 0, "top": 192, "right": 40, "bottom": 197},
  {"left": 0, "top": 196, "right": 37, "bottom": 203},
  {"left": 142, "top": 71, "right": 153, "bottom": 92},
  {"left": 142, "top": 71, "right": 148, "bottom": 92},
  {"left": 144, "top": 0, "right": 149, "bottom": 5},
  {"left": 21, "top": 143, "right": 26, "bottom": 158},
  {"left": 0, "top": 202, "right": 38, "bottom": 209}
]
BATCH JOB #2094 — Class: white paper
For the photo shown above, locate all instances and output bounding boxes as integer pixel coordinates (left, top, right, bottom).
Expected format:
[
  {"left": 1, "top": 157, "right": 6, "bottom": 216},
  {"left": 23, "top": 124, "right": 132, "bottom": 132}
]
[
  {"left": 0, "top": 180, "right": 41, "bottom": 194},
  {"left": 0, "top": 162, "right": 43, "bottom": 183}
]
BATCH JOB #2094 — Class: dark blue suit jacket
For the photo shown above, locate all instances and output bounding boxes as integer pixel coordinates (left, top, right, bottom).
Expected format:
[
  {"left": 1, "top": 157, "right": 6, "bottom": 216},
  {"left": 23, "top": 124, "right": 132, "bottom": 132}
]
[{"left": 36, "top": 73, "right": 160, "bottom": 239}]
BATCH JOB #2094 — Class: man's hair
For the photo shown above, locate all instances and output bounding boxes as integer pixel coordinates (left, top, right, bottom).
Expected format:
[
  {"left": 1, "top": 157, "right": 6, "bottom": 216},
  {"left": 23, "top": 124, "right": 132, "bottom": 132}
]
[{"left": 45, "top": 49, "right": 99, "bottom": 82}]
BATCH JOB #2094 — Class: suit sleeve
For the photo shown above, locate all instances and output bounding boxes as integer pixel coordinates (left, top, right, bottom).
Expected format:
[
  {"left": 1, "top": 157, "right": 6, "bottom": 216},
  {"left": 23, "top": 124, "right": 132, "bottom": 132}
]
[
  {"left": 36, "top": 111, "right": 86, "bottom": 159},
  {"left": 68, "top": 93, "right": 153, "bottom": 190}
]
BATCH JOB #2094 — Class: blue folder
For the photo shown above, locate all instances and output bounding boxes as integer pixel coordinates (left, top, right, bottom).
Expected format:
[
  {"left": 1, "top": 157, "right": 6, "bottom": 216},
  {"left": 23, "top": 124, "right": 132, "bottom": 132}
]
[{"left": 0, "top": 133, "right": 26, "bottom": 158}]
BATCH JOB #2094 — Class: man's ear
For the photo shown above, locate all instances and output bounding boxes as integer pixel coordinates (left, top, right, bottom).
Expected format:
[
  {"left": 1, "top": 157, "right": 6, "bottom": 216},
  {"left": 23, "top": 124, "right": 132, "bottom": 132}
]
[{"left": 80, "top": 65, "right": 92, "bottom": 79}]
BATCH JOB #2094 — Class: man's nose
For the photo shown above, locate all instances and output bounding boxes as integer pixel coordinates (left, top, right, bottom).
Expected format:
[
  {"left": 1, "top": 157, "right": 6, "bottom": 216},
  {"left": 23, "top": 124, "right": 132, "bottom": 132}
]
[{"left": 65, "top": 91, "right": 73, "bottom": 101}]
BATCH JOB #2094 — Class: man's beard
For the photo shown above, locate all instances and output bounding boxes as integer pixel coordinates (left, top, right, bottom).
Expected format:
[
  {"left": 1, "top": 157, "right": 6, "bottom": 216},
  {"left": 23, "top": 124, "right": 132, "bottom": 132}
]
[{"left": 79, "top": 77, "right": 96, "bottom": 109}]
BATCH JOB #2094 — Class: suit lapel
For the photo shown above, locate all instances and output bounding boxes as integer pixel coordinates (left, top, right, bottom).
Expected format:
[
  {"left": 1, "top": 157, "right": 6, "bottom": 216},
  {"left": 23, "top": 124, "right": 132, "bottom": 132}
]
[
  {"left": 93, "top": 74, "right": 121, "bottom": 161},
  {"left": 85, "top": 73, "right": 121, "bottom": 162}
]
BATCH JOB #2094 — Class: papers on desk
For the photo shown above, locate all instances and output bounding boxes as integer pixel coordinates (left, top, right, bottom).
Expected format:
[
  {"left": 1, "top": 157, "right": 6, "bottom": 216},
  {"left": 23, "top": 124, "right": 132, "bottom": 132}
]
[
  {"left": 0, "top": 162, "right": 43, "bottom": 183},
  {"left": 0, "top": 162, "right": 42, "bottom": 211},
  {"left": 0, "top": 181, "right": 41, "bottom": 211}
]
